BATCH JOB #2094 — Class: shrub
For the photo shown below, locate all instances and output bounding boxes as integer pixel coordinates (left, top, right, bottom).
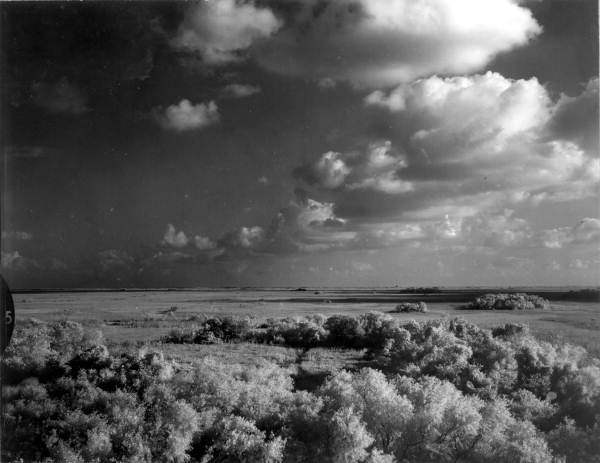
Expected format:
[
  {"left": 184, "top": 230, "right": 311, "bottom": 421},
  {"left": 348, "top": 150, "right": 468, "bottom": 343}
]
[
  {"left": 5, "top": 317, "right": 600, "bottom": 462},
  {"left": 548, "top": 417, "right": 600, "bottom": 463},
  {"left": 205, "top": 416, "right": 286, "bottom": 462},
  {"left": 466, "top": 293, "right": 550, "bottom": 310},
  {"left": 325, "top": 315, "right": 364, "bottom": 348},
  {"left": 394, "top": 301, "right": 428, "bottom": 313}
]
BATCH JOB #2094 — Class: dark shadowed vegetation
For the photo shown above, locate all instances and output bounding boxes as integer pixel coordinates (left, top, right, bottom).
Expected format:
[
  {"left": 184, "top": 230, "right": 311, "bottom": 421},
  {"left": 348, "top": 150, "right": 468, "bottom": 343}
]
[{"left": 3, "top": 313, "right": 600, "bottom": 462}]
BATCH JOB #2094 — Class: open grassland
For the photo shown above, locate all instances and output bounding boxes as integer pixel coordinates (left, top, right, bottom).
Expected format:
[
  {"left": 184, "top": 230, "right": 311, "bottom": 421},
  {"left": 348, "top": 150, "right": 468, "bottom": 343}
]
[
  {"left": 4, "top": 301, "right": 600, "bottom": 463},
  {"left": 13, "top": 289, "right": 600, "bottom": 358}
]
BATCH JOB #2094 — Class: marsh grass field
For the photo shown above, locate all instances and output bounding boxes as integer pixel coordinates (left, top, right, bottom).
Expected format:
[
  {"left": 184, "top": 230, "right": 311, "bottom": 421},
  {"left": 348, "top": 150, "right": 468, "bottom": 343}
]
[{"left": 13, "top": 287, "right": 600, "bottom": 364}]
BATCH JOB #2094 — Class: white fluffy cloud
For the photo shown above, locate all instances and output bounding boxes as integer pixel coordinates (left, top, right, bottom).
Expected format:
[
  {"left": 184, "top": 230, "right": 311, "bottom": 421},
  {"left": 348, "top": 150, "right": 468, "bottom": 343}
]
[
  {"left": 156, "top": 100, "right": 219, "bottom": 132},
  {"left": 222, "top": 83, "right": 261, "bottom": 98},
  {"left": 162, "top": 224, "right": 217, "bottom": 251},
  {"left": 366, "top": 72, "right": 552, "bottom": 150},
  {"left": 1, "top": 250, "right": 39, "bottom": 271},
  {"left": 1, "top": 230, "right": 33, "bottom": 240},
  {"left": 194, "top": 235, "right": 217, "bottom": 251},
  {"left": 312, "top": 151, "right": 351, "bottom": 189},
  {"left": 284, "top": 73, "right": 597, "bottom": 261},
  {"left": 357, "top": 73, "right": 598, "bottom": 216},
  {"left": 346, "top": 141, "right": 413, "bottom": 194},
  {"left": 255, "top": 0, "right": 541, "bottom": 86},
  {"left": 265, "top": 193, "right": 355, "bottom": 253},
  {"left": 347, "top": 210, "right": 533, "bottom": 251},
  {"left": 296, "top": 141, "right": 412, "bottom": 194},
  {"left": 540, "top": 218, "right": 600, "bottom": 249},
  {"left": 1, "top": 251, "right": 22, "bottom": 268},
  {"left": 220, "top": 226, "right": 265, "bottom": 251},
  {"left": 163, "top": 224, "right": 189, "bottom": 248},
  {"left": 172, "top": 0, "right": 281, "bottom": 64},
  {"left": 454, "top": 212, "right": 532, "bottom": 248}
]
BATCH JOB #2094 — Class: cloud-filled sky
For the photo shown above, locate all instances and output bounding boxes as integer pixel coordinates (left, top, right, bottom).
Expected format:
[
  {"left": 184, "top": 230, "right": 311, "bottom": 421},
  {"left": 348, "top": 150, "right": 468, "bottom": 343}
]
[{"left": 1, "top": 0, "right": 598, "bottom": 288}]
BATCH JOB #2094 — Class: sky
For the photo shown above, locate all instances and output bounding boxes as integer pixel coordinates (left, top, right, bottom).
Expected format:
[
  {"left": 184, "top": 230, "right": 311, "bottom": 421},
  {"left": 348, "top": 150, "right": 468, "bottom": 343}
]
[{"left": 1, "top": 0, "right": 598, "bottom": 289}]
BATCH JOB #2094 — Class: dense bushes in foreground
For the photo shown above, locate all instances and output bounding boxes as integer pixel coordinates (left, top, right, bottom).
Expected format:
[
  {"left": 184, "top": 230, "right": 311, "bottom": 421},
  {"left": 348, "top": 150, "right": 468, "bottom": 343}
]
[
  {"left": 165, "top": 312, "right": 407, "bottom": 349},
  {"left": 465, "top": 293, "right": 550, "bottom": 310},
  {"left": 3, "top": 316, "right": 600, "bottom": 462}
]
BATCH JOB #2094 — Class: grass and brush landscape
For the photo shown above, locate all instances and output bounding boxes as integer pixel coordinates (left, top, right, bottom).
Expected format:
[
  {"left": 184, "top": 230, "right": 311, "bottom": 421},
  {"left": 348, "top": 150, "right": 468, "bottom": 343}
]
[
  {"left": 2, "top": 0, "right": 599, "bottom": 461},
  {"left": 3, "top": 288, "right": 600, "bottom": 462}
]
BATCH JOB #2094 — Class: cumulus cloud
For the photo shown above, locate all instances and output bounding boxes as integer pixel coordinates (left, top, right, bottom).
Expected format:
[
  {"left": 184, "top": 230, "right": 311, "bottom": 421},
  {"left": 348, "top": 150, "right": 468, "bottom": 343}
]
[
  {"left": 172, "top": 0, "right": 281, "bottom": 64},
  {"left": 548, "top": 77, "right": 599, "bottom": 156},
  {"left": 98, "top": 249, "right": 134, "bottom": 273},
  {"left": 1, "top": 251, "right": 39, "bottom": 271},
  {"left": 540, "top": 218, "right": 600, "bottom": 249},
  {"left": 277, "top": 75, "right": 598, "bottom": 263},
  {"left": 161, "top": 222, "right": 266, "bottom": 260},
  {"left": 263, "top": 191, "right": 356, "bottom": 253},
  {"left": 255, "top": 0, "right": 541, "bottom": 86},
  {"left": 194, "top": 234, "right": 217, "bottom": 251},
  {"left": 353, "top": 73, "right": 598, "bottom": 218},
  {"left": 352, "top": 222, "right": 426, "bottom": 249},
  {"left": 351, "top": 261, "right": 373, "bottom": 272},
  {"left": 32, "top": 78, "right": 88, "bottom": 114},
  {"left": 219, "top": 226, "right": 265, "bottom": 252},
  {"left": 5, "top": 146, "right": 47, "bottom": 159},
  {"left": 156, "top": 99, "right": 219, "bottom": 131},
  {"left": 347, "top": 210, "right": 533, "bottom": 252},
  {"left": 346, "top": 141, "right": 413, "bottom": 194},
  {"left": 162, "top": 224, "right": 189, "bottom": 248},
  {"left": 1, "top": 251, "right": 22, "bottom": 268},
  {"left": 466, "top": 213, "right": 532, "bottom": 247},
  {"left": 1, "top": 230, "right": 33, "bottom": 240},
  {"left": 295, "top": 151, "right": 351, "bottom": 189},
  {"left": 295, "top": 141, "right": 412, "bottom": 194},
  {"left": 222, "top": 83, "right": 261, "bottom": 98},
  {"left": 365, "top": 72, "right": 551, "bottom": 145},
  {"left": 237, "top": 226, "right": 264, "bottom": 248}
]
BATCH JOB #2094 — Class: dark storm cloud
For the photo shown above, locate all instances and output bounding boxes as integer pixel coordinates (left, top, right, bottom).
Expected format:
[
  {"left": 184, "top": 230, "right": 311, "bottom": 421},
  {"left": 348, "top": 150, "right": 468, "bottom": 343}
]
[
  {"left": 97, "top": 249, "right": 135, "bottom": 274},
  {"left": 2, "top": 2, "right": 168, "bottom": 109},
  {"left": 488, "top": 0, "right": 598, "bottom": 94},
  {"left": 4, "top": 146, "right": 48, "bottom": 159},
  {"left": 547, "top": 78, "right": 599, "bottom": 156},
  {"left": 32, "top": 78, "right": 88, "bottom": 115}
]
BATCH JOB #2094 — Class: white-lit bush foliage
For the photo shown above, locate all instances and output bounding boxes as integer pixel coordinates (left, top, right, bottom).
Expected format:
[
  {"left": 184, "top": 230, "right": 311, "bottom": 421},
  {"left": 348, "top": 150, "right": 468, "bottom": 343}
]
[
  {"left": 3, "top": 317, "right": 599, "bottom": 462},
  {"left": 394, "top": 301, "right": 428, "bottom": 313},
  {"left": 466, "top": 293, "right": 550, "bottom": 310}
]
